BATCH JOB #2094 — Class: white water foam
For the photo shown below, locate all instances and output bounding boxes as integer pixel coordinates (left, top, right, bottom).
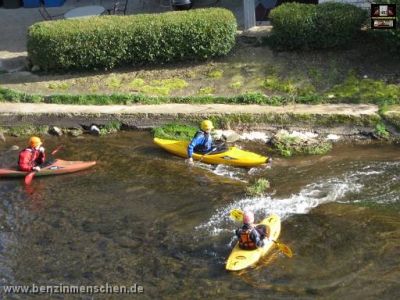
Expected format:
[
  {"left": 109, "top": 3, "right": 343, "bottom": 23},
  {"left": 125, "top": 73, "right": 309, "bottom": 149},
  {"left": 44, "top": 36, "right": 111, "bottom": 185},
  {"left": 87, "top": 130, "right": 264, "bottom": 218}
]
[
  {"left": 195, "top": 162, "right": 248, "bottom": 182},
  {"left": 240, "top": 132, "right": 270, "bottom": 143},
  {"left": 196, "top": 176, "right": 363, "bottom": 236}
]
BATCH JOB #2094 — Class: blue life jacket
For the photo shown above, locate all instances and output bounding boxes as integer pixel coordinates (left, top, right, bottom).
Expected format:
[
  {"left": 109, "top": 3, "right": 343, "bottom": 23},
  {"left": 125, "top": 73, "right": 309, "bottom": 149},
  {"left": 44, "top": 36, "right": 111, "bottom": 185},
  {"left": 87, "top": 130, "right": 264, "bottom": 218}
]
[{"left": 187, "top": 130, "right": 213, "bottom": 158}]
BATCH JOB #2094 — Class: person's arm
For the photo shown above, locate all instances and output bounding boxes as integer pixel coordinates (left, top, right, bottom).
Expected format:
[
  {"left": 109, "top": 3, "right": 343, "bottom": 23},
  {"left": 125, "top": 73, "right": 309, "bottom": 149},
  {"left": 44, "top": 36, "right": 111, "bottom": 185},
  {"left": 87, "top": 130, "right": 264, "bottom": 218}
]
[
  {"left": 235, "top": 228, "right": 241, "bottom": 239},
  {"left": 36, "top": 147, "right": 46, "bottom": 165},
  {"left": 250, "top": 228, "right": 264, "bottom": 248},
  {"left": 187, "top": 133, "right": 204, "bottom": 158}
]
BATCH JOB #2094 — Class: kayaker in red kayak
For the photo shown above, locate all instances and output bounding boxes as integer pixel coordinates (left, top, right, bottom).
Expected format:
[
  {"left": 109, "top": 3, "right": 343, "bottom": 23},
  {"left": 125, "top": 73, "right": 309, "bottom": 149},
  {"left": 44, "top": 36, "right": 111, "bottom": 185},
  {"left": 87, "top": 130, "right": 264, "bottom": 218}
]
[
  {"left": 235, "top": 211, "right": 267, "bottom": 250},
  {"left": 18, "top": 136, "right": 46, "bottom": 172}
]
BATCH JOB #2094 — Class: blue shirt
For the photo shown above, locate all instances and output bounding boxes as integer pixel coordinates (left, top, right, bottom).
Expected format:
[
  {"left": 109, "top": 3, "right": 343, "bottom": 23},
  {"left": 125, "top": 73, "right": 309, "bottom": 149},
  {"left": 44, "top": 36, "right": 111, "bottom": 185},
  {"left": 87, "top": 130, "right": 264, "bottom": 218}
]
[{"left": 187, "top": 131, "right": 213, "bottom": 158}]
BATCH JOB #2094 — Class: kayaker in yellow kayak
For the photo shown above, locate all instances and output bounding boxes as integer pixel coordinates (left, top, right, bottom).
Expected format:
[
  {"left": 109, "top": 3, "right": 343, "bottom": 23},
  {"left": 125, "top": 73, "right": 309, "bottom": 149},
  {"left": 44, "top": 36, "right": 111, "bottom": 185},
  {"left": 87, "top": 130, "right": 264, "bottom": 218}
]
[
  {"left": 18, "top": 136, "right": 46, "bottom": 172},
  {"left": 186, "top": 120, "right": 222, "bottom": 166},
  {"left": 235, "top": 211, "right": 267, "bottom": 250}
]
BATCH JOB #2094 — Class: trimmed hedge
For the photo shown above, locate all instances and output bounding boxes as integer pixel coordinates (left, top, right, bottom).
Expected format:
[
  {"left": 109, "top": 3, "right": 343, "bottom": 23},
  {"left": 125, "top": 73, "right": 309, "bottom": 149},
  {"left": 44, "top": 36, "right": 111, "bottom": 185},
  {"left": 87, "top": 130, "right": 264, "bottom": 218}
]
[
  {"left": 269, "top": 3, "right": 367, "bottom": 50},
  {"left": 27, "top": 8, "right": 237, "bottom": 71}
]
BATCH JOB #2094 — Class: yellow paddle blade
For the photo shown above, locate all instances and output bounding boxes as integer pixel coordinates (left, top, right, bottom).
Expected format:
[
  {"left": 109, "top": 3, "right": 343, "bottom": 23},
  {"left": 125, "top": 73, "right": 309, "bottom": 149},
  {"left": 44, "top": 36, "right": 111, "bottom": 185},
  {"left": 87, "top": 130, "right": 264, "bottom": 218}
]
[
  {"left": 275, "top": 241, "right": 293, "bottom": 258},
  {"left": 229, "top": 209, "right": 244, "bottom": 222}
]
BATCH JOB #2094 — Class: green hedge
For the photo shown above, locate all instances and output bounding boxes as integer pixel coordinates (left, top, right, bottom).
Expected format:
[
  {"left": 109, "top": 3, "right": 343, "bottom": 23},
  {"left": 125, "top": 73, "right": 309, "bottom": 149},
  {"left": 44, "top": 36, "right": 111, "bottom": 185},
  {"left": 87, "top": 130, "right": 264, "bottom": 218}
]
[
  {"left": 269, "top": 2, "right": 367, "bottom": 50},
  {"left": 27, "top": 8, "right": 237, "bottom": 71}
]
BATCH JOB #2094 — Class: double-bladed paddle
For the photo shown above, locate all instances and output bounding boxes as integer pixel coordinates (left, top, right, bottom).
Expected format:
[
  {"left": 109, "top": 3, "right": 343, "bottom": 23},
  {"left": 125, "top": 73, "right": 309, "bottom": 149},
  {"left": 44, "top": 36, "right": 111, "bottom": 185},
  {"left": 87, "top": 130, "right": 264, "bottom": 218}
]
[
  {"left": 24, "top": 145, "right": 63, "bottom": 185},
  {"left": 229, "top": 209, "right": 293, "bottom": 258}
]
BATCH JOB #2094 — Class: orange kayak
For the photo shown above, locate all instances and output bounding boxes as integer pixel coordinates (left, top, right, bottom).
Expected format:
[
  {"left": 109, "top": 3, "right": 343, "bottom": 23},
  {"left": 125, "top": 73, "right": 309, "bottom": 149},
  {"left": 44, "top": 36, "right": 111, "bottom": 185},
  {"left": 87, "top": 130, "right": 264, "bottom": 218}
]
[{"left": 0, "top": 159, "right": 96, "bottom": 178}]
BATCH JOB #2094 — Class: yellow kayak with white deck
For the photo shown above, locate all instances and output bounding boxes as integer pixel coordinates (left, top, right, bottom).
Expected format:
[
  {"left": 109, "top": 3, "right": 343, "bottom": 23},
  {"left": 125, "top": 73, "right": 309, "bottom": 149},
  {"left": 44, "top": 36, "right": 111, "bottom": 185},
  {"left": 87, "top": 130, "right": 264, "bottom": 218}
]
[
  {"left": 226, "top": 214, "right": 281, "bottom": 271},
  {"left": 153, "top": 138, "right": 268, "bottom": 167}
]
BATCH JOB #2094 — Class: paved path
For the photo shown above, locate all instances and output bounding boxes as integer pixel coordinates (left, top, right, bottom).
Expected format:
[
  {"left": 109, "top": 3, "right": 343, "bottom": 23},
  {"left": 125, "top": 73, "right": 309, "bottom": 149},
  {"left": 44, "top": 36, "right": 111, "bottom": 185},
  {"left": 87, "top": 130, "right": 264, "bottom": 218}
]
[{"left": 0, "top": 103, "right": 379, "bottom": 116}]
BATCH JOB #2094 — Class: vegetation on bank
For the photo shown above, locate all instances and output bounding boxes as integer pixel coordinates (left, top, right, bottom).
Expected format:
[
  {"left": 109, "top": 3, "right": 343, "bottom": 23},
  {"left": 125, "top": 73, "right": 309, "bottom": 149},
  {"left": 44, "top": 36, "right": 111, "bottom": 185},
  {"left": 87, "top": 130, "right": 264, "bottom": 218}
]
[
  {"left": 27, "top": 8, "right": 237, "bottom": 71},
  {"left": 152, "top": 123, "right": 197, "bottom": 141},
  {"left": 2, "top": 69, "right": 400, "bottom": 106},
  {"left": 246, "top": 178, "right": 270, "bottom": 197},
  {"left": 268, "top": 2, "right": 367, "bottom": 50},
  {"left": 269, "top": 130, "right": 333, "bottom": 157},
  {"left": 0, "top": 125, "right": 49, "bottom": 137}
]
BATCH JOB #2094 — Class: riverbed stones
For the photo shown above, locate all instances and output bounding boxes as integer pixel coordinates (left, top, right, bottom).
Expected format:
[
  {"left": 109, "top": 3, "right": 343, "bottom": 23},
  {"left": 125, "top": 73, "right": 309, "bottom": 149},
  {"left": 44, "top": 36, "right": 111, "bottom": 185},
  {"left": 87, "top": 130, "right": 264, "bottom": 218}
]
[
  {"left": 90, "top": 125, "right": 100, "bottom": 135},
  {"left": 67, "top": 128, "right": 83, "bottom": 137},
  {"left": 49, "top": 126, "right": 63, "bottom": 136},
  {"left": 9, "top": 145, "right": 19, "bottom": 151},
  {"left": 270, "top": 129, "right": 332, "bottom": 156}
]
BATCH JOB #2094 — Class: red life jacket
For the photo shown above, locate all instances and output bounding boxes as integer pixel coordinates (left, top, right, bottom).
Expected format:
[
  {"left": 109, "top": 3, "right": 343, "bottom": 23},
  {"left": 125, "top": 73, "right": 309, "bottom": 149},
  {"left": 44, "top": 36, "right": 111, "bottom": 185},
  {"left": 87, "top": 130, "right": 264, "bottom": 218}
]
[
  {"left": 238, "top": 228, "right": 257, "bottom": 250},
  {"left": 18, "top": 147, "right": 45, "bottom": 172}
]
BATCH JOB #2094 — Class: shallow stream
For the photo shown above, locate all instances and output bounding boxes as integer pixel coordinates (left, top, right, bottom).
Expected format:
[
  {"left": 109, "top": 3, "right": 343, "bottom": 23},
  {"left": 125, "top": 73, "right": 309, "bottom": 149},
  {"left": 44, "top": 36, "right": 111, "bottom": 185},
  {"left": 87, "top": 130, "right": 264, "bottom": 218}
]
[{"left": 0, "top": 132, "right": 399, "bottom": 299}]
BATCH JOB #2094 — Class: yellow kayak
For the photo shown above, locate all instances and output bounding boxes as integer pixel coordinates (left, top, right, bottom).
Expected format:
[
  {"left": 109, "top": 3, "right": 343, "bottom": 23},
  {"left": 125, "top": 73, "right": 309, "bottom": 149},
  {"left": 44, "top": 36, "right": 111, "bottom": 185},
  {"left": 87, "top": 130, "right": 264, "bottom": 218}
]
[
  {"left": 153, "top": 138, "right": 268, "bottom": 167},
  {"left": 226, "top": 214, "right": 281, "bottom": 271}
]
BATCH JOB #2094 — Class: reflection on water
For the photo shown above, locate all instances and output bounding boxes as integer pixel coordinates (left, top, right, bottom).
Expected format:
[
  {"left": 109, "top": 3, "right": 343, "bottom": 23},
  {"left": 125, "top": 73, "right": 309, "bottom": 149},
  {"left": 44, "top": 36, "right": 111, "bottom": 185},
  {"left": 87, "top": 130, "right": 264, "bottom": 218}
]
[{"left": 0, "top": 132, "right": 399, "bottom": 298}]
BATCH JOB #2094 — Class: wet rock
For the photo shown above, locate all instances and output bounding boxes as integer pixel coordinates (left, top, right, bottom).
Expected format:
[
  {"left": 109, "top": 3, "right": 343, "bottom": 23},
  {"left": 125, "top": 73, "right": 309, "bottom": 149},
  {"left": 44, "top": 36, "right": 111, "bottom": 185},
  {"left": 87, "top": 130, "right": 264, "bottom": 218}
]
[
  {"left": 326, "top": 134, "right": 341, "bottom": 141},
  {"left": 9, "top": 145, "right": 19, "bottom": 151},
  {"left": 90, "top": 125, "right": 100, "bottom": 135},
  {"left": 222, "top": 131, "right": 241, "bottom": 143},
  {"left": 68, "top": 128, "right": 83, "bottom": 137},
  {"left": 49, "top": 126, "right": 63, "bottom": 136},
  {"left": 270, "top": 130, "right": 332, "bottom": 156},
  {"left": 0, "top": 132, "right": 5, "bottom": 142},
  {"left": 213, "top": 129, "right": 240, "bottom": 142}
]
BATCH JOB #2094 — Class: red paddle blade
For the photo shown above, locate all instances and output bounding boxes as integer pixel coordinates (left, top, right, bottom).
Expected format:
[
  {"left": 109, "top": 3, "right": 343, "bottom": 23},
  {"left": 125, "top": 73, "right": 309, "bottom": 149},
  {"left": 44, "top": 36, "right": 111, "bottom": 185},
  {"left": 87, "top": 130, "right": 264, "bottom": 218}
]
[
  {"left": 24, "top": 172, "right": 35, "bottom": 185},
  {"left": 51, "top": 145, "right": 63, "bottom": 155}
]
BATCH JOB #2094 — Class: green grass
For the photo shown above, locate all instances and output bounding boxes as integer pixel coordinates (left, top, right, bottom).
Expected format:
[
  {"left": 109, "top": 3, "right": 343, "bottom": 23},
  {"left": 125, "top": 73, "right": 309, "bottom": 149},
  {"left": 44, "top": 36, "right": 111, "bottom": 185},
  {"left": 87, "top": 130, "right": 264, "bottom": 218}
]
[
  {"left": 197, "top": 87, "right": 215, "bottom": 95},
  {"left": 375, "top": 122, "right": 390, "bottom": 139},
  {"left": 48, "top": 82, "right": 70, "bottom": 90},
  {"left": 99, "top": 120, "right": 122, "bottom": 135},
  {"left": 0, "top": 124, "right": 49, "bottom": 137},
  {"left": 128, "top": 78, "right": 188, "bottom": 96},
  {"left": 129, "top": 78, "right": 146, "bottom": 89},
  {"left": 246, "top": 178, "right": 270, "bottom": 197},
  {"left": 328, "top": 73, "right": 400, "bottom": 105},
  {"left": 207, "top": 69, "right": 224, "bottom": 79},
  {"left": 271, "top": 132, "right": 333, "bottom": 157},
  {"left": 106, "top": 75, "right": 123, "bottom": 90},
  {"left": 229, "top": 81, "right": 243, "bottom": 90},
  {"left": 1, "top": 71, "right": 400, "bottom": 106},
  {"left": 152, "top": 123, "right": 197, "bottom": 141}
]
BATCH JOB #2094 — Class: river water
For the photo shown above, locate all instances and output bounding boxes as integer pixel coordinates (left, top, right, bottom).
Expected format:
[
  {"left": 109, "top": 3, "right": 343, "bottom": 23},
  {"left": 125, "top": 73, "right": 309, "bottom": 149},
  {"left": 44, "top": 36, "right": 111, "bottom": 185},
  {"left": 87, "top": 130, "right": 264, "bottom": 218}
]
[{"left": 0, "top": 132, "right": 399, "bottom": 299}]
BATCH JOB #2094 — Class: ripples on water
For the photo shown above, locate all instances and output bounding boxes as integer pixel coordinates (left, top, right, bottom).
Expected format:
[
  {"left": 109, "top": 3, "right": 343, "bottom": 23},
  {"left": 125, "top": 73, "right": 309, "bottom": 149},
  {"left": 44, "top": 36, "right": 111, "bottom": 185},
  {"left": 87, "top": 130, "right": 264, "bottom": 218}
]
[{"left": 0, "top": 134, "right": 399, "bottom": 298}]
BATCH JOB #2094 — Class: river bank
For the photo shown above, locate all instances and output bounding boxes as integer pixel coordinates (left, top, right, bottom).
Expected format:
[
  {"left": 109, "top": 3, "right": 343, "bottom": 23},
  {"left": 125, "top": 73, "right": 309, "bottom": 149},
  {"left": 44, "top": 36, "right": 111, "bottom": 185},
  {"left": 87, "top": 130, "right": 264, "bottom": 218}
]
[{"left": 0, "top": 102, "right": 399, "bottom": 141}]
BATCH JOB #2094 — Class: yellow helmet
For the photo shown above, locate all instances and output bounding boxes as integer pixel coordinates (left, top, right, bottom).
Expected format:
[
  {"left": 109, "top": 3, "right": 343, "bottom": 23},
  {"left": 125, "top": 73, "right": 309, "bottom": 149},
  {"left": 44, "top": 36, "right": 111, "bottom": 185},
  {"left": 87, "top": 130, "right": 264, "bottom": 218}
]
[
  {"left": 200, "top": 120, "right": 214, "bottom": 131},
  {"left": 29, "top": 136, "right": 42, "bottom": 148}
]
